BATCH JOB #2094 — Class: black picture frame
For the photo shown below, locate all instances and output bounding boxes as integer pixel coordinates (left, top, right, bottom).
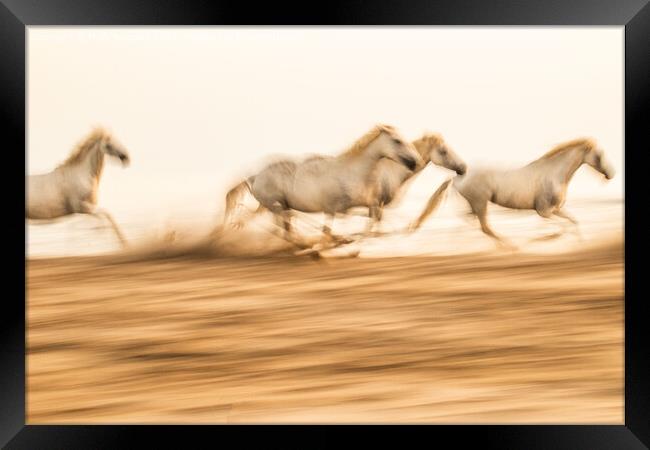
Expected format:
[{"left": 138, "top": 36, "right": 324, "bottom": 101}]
[{"left": 4, "top": 1, "right": 648, "bottom": 448}]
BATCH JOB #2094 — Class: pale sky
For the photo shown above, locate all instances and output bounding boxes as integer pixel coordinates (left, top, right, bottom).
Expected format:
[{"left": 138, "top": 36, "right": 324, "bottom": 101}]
[{"left": 28, "top": 27, "right": 623, "bottom": 223}]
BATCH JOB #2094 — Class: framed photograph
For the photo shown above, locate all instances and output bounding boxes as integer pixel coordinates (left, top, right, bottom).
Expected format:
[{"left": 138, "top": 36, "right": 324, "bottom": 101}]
[{"left": 5, "top": 0, "right": 649, "bottom": 447}]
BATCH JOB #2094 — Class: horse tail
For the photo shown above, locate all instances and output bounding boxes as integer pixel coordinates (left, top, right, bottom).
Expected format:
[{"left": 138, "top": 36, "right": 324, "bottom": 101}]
[
  {"left": 408, "top": 178, "right": 453, "bottom": 232},
  {"left": 223, "top": 177, "right": 253, "bottom": 226}
]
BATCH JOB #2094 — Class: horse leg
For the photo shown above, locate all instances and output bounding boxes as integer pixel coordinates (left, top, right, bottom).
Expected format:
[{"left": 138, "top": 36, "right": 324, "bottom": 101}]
[
  {"left": 366, "top": 205, "right": 385, "bottom": 236},
  {"left": 531, "top": 201, "right": 568, "bottom": 242},
  {"left": 363, "top": 208, "right": 374, "bottom": 235},
  {"left": 323, "top": 213, "right": 346, "bottom": 244},
  {"left": 271, "top": 206, "right": 295, "bottom": 243},
  {"left": 554, "top": 208, "right": 583, "bottom": 241},
  {"left": 281, "top": 209, "right": 294, "bottom": 239},
  {"left": 84, "top": 212, "right": 110, "bottom": 233},
  {"left": 269, "top": 208, "right": 325, "bottom": 254},
  {"left": 74, "top": 201, "right": 126, "bottom": 247},
  {"left": 531, "top": 212, "right": 563, "bottom": 241},
  {"left": 408, "top": 179, "right": 452, "bottom": 232},
  {"left": 473, "top": 202, "right": 516, "bottom": 250},
  {"left": 94, "top": 209, "right": 128, "bottom": 247},
  {"left": 322, "top": 213, "right": 334, "bottom": 237},
  {"left": 364, "top": 206, "right": 378, "bottom": 235},
  {"left": 264, "top": 209, "right": 304, "bottom": 249},
  {"left": 319, "top": 213, "right": 354, "bottom": 247}
]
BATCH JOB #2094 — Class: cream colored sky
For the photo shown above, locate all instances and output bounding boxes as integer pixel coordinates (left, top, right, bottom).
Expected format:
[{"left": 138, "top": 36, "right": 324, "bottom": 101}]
[{"left": 28, "top": 27, "right": 623, "bottom": 220}]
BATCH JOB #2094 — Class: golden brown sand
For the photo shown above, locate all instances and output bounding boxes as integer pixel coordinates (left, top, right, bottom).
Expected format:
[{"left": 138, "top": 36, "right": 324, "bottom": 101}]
[{"left": 27, "top": 235, "right": 623, "bottom": 424}]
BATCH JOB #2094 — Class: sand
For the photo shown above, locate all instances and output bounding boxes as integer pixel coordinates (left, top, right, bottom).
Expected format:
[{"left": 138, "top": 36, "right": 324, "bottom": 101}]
[{"left": 27, "top": 234, "right": 623, "bottom": 423}]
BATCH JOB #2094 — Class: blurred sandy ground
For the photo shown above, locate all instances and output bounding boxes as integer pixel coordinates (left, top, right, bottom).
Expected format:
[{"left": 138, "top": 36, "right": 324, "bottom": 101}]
[{"left": 26, "top": 196, "right": 623, "bottom": 423}]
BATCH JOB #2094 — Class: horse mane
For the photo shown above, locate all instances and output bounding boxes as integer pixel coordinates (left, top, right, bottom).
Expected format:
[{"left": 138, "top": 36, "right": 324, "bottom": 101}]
[
  {"left": 539, "top": 138, "right": 596, "bottom": 160},
  {"left": 413, "top": 132, "right": 444, "bottom": 155},
  {"left": 339, "top": 124, "right": 396, "bottom": 157},
  {"left": 58, "top": 127, "right": 109, "bottom": 167}
]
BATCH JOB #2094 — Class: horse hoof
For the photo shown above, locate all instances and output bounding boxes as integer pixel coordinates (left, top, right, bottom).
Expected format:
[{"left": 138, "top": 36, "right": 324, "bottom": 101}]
[{"left": 294, "top": 247, "right": 320, "bottom": 258}]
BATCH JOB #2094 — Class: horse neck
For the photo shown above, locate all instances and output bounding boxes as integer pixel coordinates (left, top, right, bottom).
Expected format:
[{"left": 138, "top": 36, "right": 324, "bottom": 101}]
[
  {"left": 411, "top": 139, "right": 431, "bottom": 173},
  {"left": 65, "top": 142, "right": 105, "bottom": 182},
  {"left": 532, "top": 147, "right": 585, "bottom": 184},
  {"left": 339, "top": 138, "right": 386, "bottom": 179},
  {"left": 412, "top": 139, "right": 428, "bottom": 159}
]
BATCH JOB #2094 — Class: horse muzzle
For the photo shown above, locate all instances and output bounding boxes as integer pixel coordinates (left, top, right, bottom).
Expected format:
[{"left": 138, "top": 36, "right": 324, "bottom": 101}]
[{"left": 400, "top": 156, "right": 417, "bottom": 171}]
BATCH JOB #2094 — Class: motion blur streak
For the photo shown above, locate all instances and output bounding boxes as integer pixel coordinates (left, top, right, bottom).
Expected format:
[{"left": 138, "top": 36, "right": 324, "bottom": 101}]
[{"left": 27, "top": 236, "right": 622, "bottom": 424}]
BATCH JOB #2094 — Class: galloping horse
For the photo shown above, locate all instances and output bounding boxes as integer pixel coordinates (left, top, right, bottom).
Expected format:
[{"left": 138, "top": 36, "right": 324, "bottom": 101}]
[
  {"left": 409, "top": 138, "right": 615, "bottom": 247},
  {"left": 26, "top": 127, "right": 131, "bottom": 246},
  {"left": 363, "top": 132, "right": 466, "bottom": 232},
  {"left": 223, "top": 124, "right": 422, "bottom": 241}
]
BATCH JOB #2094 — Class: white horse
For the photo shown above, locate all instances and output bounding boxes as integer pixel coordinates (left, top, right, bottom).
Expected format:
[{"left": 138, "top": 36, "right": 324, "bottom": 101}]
[
  {"left": 362, "top": 132, "right": 466, "bottom": 232},
  {"left": 409, "top": 138, "right": 615, "bottom": 247},
  {"left": 26, "top": 127, "right": 131, "bottom": 246},
  {"left": 223, "top": 124, "right": 422, "bottom": 242}
]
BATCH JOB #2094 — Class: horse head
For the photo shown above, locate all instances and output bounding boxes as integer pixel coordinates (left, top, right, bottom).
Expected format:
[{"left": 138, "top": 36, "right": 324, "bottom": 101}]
[
  {"left": 419, "top": 133, "right": 466, "bottom": 175},
  {"left": 101, "top": 132, "right": 131, "bottom": 167},
  {"left": 375, "top": 124, "right": 422, "bottom": 171},
  {"left": 584, "top": 141, "right": 615, "bottom": 180}
]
